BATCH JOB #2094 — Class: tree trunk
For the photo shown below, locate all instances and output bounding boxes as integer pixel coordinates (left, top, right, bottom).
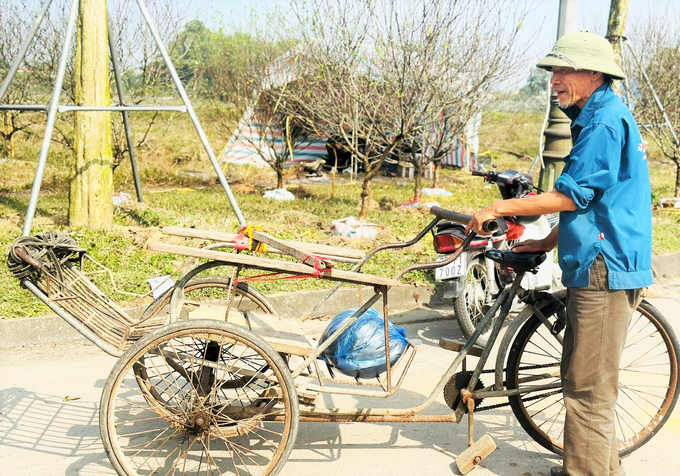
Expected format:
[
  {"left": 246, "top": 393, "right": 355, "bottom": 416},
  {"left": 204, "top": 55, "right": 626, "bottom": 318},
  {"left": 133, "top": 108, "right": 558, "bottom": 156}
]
[
  {"left": 357, "top": 152, "right": 388, "bottom": 220},
  {"left": 675, "top": 158, "right": 680, "bottom": 197},
  {"left": 607, "top": 0, "right": 629, "bottom": 95},
  {"left": 358, "top": 178, "right": 371, "bottom": 221},
  {"left": 1, "top": 113, "right": 13, "bottom": 158},
  {"left": 6, "top": 132, "right": 15, "bottom": 159},
  {"left": 413, "top": 163, "right": 422, "bottom": 202},
  {"left": 432, "top": 161, "right": 440, "bottom": 188},
  {"left": 276, "top": 169, "right": 284, "bottom": 189},
  {"left": 69, "top": 0, "right": 113, "bottom": 229}
]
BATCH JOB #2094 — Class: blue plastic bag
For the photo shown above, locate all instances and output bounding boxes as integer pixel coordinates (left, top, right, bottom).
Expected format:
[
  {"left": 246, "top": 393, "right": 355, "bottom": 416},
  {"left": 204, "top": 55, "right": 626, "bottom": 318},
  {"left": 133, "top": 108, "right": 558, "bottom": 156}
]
[{"left": 318, "top": 307, "right": 408, "bottom": 379}]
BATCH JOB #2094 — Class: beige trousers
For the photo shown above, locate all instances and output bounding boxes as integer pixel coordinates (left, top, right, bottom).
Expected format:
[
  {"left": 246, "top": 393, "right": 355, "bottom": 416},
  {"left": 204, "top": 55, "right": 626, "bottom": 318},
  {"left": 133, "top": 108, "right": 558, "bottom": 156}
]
[{"left": 561, "top": 256, "right": 641, "bottom": 476}]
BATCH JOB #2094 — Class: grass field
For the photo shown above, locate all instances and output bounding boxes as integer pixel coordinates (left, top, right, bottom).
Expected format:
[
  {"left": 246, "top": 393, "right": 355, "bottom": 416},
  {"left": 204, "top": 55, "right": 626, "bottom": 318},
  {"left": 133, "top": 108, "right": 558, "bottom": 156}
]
[{"left": 1, "top": 109, "right": 679, "bottom": 318}]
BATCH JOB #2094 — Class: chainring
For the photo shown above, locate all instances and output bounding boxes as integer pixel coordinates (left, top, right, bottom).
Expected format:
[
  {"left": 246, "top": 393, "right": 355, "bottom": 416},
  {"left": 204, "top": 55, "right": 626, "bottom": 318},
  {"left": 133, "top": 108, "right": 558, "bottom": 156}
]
[{"left": 443, "top": 372, "right": 484, "bottom": 412}]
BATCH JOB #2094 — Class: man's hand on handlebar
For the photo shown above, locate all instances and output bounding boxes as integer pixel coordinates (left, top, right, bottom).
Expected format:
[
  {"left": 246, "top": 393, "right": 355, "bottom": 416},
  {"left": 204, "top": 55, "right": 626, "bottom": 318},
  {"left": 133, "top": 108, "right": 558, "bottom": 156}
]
[{"left": 466, "top": 205, "right": 500, "bottom": 235}]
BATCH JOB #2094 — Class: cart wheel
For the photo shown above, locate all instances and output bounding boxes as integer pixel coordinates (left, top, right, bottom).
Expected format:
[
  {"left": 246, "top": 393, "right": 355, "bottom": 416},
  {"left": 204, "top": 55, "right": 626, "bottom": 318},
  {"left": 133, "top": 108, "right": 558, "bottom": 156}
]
[{"left": 100, "top": 320, "right": 299, "bottom": 476}]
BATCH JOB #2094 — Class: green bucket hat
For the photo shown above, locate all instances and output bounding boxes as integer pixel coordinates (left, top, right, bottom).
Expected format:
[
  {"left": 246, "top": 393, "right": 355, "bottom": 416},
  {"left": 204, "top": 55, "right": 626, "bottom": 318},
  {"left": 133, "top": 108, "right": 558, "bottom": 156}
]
[{"left": 537, "top": 31, "right": 626, "bottom": 80}]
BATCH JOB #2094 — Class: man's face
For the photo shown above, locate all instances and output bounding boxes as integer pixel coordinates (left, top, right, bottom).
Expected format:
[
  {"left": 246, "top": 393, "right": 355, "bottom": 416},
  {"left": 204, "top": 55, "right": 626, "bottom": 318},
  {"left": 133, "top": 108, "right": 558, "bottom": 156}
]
[{"left": 550, "top": 67, "right": 597, "bottom": 109}]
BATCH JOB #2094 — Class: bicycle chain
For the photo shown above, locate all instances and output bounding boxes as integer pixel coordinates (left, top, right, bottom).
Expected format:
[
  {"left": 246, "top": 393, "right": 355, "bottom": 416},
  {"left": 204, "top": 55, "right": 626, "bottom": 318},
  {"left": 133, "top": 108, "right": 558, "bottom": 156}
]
[{"left": 456, "top": 362, "right": 561, "bottom": 413}]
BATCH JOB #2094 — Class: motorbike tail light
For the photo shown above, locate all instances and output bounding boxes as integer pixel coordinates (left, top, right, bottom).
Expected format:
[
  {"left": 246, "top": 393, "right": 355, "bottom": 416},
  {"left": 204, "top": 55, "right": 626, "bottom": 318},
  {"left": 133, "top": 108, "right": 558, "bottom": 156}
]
[{"left": 433, "top": 232, "right": 464, "bottom": 253}]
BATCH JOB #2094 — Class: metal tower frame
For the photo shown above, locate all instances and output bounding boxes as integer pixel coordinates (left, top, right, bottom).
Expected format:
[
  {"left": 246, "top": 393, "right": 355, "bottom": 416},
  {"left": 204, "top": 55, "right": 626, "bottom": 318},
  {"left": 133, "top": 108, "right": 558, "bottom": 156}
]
[{"left": 0, "top": 0, "right": 247, "bottom": 235}]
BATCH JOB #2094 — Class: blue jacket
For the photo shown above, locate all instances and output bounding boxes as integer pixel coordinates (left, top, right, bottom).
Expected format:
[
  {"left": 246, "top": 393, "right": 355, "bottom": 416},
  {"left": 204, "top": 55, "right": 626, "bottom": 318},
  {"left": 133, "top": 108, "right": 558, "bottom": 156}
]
[{"left": 554, "top": 82, "right": 653, "bottom": 289}]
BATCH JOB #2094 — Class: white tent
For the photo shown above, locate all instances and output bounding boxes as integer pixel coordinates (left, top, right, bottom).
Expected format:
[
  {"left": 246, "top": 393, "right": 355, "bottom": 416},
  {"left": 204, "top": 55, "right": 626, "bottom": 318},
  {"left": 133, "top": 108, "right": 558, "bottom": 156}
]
[{"left": 220, "top": 47, "right": 327, "bottom": 167}]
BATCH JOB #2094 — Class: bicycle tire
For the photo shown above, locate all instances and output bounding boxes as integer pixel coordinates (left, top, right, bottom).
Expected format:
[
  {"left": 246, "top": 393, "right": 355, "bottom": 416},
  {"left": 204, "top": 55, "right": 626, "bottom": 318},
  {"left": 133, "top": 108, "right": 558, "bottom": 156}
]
[
  {"left": 143, "top": 276, "right": 277, "bottom": 321},
  {"left": 506, "top": 298, "right": 680, "bottom": 456},
  {"left": 454, "top": 257, "right": 492, "bottom": 346},
  {"left": 100, "top": 320, "right": 299, "bottom": 476}
]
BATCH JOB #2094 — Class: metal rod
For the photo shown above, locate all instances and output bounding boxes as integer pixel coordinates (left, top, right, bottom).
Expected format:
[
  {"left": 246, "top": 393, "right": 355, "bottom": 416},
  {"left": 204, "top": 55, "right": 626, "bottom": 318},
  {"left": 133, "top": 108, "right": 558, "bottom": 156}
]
[
  {"left": 22, "top": 0, "right": 80, "bottom": 236},
  {"left": 294, "top": 412, "right": 458, "bottom": 423},
  {"left": 108, "top": 21, "right": 143, "bottom": 202},
  {"left": 0, "top": 104, "right": 187, "bottom": 111},
  {"left": 58, "top": 105, "right": 187, "bottom": 112},
  {"left": 0, "top": 105, "right": 50, "bottom": 111},
  {"left": 467, "top": 397, "right": 475, "bottom": 446},
  {"left": 300, "top": 216, "right": 441, "bottom": 320},
  {"left": 382, "top": 287, "right": 392, "bottom": 392},
  {"left": 297, "top": 381, "right": 397, "bottom": 398},
  {"left": 474, "top": 381, "right": 561, "bottom": 399},
  {"left": 463, "top": 276, "right": 521, "bottom": 408},
  {"left": 395, "top": 229, "right": 476, "bottom": 279},
  {"left": 0, "top": 0, "right": 55, "bottom": 102},
  {"left": 135, "top": 0, "right": 247, "bottom": 226}
]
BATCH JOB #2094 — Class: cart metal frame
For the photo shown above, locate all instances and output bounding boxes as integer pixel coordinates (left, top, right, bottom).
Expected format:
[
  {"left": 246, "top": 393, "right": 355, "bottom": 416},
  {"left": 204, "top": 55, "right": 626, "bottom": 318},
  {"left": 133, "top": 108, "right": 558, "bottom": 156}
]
[{"left": 8, "top": 207, "right": 679, "bottom": 475}]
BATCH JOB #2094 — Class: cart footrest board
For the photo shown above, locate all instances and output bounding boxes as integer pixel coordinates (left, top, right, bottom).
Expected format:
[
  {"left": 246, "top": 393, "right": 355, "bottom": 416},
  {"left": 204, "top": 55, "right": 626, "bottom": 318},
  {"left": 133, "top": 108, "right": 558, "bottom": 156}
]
[
  {"left": 241, "top": 311, "right": 316, "bottom": 358},
  {"left": 439, "top": 337, "right": 484, "bottom": 357}
]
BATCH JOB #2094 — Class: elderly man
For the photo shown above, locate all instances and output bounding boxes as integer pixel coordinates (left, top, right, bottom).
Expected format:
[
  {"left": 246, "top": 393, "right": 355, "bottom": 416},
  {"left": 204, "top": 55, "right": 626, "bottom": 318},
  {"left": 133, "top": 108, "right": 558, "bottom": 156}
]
[{"left": 467, "top": 31, "right": 652, "bottom": 476}]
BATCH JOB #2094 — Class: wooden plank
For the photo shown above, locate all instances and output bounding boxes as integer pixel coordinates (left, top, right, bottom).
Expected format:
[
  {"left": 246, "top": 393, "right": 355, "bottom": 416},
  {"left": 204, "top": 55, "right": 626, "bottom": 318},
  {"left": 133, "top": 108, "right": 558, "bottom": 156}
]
[
  {"left": 161, "top": 226, "right": 366, "bottom": 260},
  {"left": 439, "top": 337, "right": 484, "bottom": 358},
  {"left": 245, "top": 312, "right": 315, "bottom": 358},
  {"left": 251, "top": 230, "right": 335, "bottom": 269},
  {"left": 147, "top": 242, "right": 399, "bottom": 287}
]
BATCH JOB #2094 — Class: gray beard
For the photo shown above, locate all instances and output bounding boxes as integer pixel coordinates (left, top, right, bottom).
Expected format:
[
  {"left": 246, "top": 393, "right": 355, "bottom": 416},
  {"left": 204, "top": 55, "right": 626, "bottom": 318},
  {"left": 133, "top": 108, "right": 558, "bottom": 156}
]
[{"left": 557, "top": 96, "right": 574, "bottom": 108}]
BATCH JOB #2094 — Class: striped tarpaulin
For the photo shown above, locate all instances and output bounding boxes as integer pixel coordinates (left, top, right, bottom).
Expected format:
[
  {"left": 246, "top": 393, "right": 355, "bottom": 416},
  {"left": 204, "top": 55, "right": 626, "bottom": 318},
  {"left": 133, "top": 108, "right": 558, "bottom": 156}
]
[
  {"left": 436, "top": 112, "right": 481, "bottom": 171},
  {"left": 220, "top": 110, "right": 327, "bottom": 168},
  {"left": 441, "top": 137, "right": 479, "bottom": 171}
]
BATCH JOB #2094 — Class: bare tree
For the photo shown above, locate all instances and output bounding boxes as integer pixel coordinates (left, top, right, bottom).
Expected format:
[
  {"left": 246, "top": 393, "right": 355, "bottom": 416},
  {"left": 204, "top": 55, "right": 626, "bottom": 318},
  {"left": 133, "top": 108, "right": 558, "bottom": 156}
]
[
  {"left": 286, "top": 0, "right": 528, "bottom": 220},
  {"left": 0, "top": 0, "right": 70, "bottom": 158},
  {"left": 108, "top": 0, "right": 194, "bottom": 169},
  {"left": 624, "top": 10, "right": 680, "bottom": 196},
  {"left": 216, "top": 38, "right": 317, "bottom": 190},
  {"left": 392, "top": 1, "right": 526, "bottom": 202}
]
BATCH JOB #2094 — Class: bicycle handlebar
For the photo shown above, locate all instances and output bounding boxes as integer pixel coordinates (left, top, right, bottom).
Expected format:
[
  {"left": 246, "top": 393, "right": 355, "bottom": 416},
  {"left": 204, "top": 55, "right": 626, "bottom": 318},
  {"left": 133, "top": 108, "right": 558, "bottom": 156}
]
[{"left": 429, "top": 206, "right": 500, "bottom": 233}]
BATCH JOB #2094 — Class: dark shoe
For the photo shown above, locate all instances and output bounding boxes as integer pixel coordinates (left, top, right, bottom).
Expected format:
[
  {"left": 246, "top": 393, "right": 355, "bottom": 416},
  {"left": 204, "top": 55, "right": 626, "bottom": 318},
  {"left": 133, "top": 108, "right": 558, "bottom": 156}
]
[{"left": 550, "top": 467, "right": 565, "bottom": 476}]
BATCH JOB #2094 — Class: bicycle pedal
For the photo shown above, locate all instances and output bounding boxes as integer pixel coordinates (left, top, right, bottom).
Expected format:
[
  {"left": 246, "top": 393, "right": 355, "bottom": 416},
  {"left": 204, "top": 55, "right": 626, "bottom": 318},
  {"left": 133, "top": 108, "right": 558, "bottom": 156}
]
[{"left": 456, "top": 434, "right": 496, "bottom": 474}]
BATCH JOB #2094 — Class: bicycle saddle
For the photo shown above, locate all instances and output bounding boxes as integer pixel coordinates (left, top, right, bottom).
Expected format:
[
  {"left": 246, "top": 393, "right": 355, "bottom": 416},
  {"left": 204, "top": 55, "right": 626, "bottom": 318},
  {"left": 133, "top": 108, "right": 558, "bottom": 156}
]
[{"left": 484, "top": 249, "right": 546, "bottom": 272}]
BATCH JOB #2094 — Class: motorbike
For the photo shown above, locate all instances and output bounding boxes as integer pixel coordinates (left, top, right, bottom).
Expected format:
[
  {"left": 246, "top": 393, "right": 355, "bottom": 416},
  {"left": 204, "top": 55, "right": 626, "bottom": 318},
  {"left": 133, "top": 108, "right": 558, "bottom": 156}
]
[{"left": 432, "top": 169, "right": 555, "bottom": 346}]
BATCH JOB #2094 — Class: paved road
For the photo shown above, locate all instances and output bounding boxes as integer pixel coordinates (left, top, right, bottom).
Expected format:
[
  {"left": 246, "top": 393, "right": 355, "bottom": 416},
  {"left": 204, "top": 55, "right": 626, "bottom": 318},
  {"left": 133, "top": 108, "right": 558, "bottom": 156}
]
[{"left": 1, "top": 296, "right": 678, "bottom": 476}]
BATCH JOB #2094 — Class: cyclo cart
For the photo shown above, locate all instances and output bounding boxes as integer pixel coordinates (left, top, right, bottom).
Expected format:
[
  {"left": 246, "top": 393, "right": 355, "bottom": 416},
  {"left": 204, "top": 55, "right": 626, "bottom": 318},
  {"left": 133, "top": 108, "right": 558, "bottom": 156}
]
[{"left": 8, "top": 206, "right": 680, "bottom": 476}]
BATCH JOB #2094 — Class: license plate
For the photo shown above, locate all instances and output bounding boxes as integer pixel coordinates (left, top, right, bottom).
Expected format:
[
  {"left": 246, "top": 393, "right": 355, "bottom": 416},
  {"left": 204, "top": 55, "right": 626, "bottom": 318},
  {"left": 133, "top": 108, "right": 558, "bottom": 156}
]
[{"left": 435, "top": 254, "right": 468, "bottom": 280}]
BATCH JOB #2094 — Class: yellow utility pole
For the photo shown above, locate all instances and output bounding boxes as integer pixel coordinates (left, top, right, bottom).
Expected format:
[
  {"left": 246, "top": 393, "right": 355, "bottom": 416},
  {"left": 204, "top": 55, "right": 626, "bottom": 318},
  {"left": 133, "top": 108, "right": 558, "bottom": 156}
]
[
  {"left": 606, "top": 0, "right": 630, "bottom": 95},
  {"left": 69, "top": 0, "right": 114, "bottom": 229}
]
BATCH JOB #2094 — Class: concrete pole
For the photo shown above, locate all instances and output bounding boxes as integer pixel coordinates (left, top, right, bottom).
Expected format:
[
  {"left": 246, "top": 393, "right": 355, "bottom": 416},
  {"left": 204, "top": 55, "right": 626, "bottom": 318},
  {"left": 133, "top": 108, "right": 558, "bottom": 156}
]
[
  {"left": 538, "top": 0, "right": 579, "bottom": 193},
  {"left": 557, "top": 0, "right": 579, "bottom": 38}
]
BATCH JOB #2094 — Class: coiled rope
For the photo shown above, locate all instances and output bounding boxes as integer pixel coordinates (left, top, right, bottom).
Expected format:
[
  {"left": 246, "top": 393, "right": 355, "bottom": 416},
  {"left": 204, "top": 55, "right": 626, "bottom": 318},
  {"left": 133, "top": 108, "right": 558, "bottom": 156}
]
[{"left": 8, "top": 231, "right": 85, "bottom": 281}]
